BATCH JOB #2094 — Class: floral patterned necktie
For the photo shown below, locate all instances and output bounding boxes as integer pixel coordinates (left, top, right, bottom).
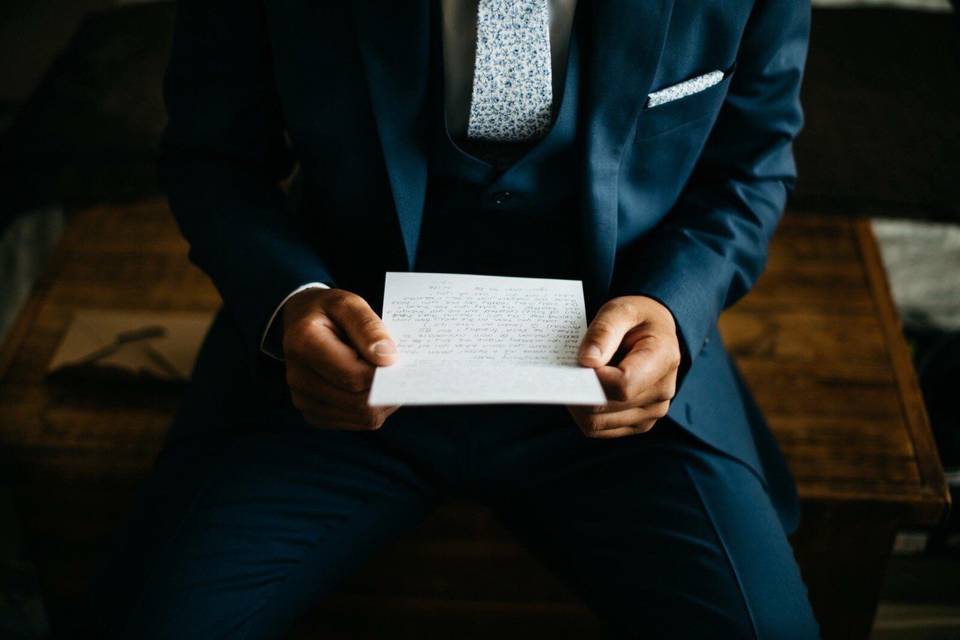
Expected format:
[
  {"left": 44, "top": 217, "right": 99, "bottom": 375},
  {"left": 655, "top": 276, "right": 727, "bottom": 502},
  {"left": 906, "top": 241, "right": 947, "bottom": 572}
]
[{"left": 466, "top": 0, "right": 553, "bottom": 142}]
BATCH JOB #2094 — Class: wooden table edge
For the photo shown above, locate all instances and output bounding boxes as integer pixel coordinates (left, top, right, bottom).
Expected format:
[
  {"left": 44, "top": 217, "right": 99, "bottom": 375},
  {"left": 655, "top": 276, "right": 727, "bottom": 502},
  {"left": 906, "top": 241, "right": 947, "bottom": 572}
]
[
  {"left": 1, "top": 206, "right": 951, "bottom": 531},
  {"left": 0, "top": 235, "right": 68, "bottom": 383},
  {"left": 799, "top": 488, "right": 949, "bottom": 527},
  {"left": 0, "top": 202, "right": 162, "bottom": 382},
  {"left": 854, "top": 218, "right": 951, "bottom": 524}
]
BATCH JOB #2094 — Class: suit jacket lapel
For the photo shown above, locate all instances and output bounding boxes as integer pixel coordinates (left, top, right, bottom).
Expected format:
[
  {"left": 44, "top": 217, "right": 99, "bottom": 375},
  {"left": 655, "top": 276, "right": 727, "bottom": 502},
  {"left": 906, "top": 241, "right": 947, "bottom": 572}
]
[
  {"left": 579, "top": 0, "right": 674, "bottom": 312},
  {"left": 351, "top": 0, "right": 431, "bottom": 270},
  {"left": 351, "top": 0, "right": 674, "bottom": 284}
]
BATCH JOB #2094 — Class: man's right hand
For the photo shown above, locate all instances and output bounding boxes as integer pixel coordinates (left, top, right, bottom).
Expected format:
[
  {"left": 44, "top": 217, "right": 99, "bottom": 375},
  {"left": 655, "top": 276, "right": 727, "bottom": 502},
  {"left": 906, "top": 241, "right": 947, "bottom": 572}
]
[{"left": 281, "top": 288, "right": 400, "bottom": 430}]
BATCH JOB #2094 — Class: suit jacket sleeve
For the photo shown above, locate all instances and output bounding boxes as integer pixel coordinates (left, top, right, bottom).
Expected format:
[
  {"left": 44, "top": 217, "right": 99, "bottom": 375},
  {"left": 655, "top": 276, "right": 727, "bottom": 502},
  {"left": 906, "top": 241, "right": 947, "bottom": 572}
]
[
  {"left": 610, "top": 1, "right": 811, "bottom": 380},
  {"left": 159, "top": 0, "right": 335, "bottom": 368}
]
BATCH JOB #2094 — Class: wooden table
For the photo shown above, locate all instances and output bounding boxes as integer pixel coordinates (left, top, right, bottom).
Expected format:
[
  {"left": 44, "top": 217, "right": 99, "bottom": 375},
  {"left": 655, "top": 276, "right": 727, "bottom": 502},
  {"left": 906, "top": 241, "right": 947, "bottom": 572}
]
[{"left": 0, "top": 201, "right": 948, "bottom": 638}]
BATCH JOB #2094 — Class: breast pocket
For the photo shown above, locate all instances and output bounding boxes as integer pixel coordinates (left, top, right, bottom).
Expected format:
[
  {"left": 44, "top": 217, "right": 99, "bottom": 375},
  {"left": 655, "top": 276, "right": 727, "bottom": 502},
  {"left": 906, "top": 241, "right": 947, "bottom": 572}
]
[{"left": 634, "top": 62, "right": 737, "bottom": 142}]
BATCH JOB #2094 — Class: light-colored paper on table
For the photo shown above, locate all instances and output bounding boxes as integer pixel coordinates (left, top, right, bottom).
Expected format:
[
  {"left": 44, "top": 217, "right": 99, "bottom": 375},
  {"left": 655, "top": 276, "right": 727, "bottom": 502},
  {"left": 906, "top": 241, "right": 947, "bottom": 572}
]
[
  {"left": 368, "top": 272, "right": 606, "bottom": 406},
  {"left": 47, "top": 309, "right": 214, "bottom": 382}
]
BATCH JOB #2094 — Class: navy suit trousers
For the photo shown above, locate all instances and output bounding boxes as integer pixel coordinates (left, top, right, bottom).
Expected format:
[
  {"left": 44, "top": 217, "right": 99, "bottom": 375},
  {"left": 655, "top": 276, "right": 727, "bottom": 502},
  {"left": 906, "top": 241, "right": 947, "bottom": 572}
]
[{"left": 88, "top": 383, "right": 818, "bottom": 638}]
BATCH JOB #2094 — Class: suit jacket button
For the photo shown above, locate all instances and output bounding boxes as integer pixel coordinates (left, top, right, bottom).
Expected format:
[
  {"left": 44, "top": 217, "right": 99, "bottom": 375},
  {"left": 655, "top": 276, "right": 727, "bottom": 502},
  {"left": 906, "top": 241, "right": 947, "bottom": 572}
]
[{"left": 492, "top": 191, "right": 512, "bottom": 205}]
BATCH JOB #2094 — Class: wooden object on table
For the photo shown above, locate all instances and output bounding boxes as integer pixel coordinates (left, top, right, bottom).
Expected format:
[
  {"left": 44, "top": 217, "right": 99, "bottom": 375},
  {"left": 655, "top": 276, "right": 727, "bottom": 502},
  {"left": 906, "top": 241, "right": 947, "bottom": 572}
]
[
  {"left": 0, "top": 200, "right": 948, "bottom": 639},
  {"left": 719, "top": 216, "right": 949, "bottom": 639}
]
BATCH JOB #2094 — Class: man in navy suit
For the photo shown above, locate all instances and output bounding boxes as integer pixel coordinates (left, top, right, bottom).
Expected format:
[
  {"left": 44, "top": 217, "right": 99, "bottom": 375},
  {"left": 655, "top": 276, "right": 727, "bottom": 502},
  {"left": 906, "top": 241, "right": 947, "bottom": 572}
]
[{"left": 89, "top": 1, "right": 819, "bottom": 637}]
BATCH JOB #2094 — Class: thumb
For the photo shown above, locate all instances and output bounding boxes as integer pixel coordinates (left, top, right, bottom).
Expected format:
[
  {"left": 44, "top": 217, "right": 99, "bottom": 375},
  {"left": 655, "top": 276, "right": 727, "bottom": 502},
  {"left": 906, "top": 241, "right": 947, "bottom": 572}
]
[
  {"left": 578, "top": 300, "right": 637, "bottom": 368},
  {"left": 323, "top": 292, "right": 397, "bottom": 366}
]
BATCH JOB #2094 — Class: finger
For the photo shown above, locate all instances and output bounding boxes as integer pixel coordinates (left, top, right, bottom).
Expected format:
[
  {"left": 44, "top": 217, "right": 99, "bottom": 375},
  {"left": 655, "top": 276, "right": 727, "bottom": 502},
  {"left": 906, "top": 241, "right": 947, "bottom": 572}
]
[
  {"left": 304, "top": 406, "right": 400, "bottom": 431},
  {"left": 596, "top": 364, "right": 677, "bottom": 405},
  {"left": 614, "top": 335, "right": 681, "bottom": 398},
  {"left": 322, "top": 293, "right": 397, "bottom": 366},
  {"left": 578, "top": 299, "right": 640, "bottom": 368},
  {"left": 288, "top": 366, "right": 401, "bottom": 425},
  {"left": 299, "top": 401, "right": 399, "bottom": 431},
  {"left": 587, "top": 373, "right": 675, "bottom": 413},
  {"left": 302, "top": 409, "right": 379, "bottom": 431},
  {"left": 569, "top": 402, "right": 670, "bottom": 433},
  {"left": 286, "top": 322, "right": 377, "bottom": 392},
  {"left": 287, "top": 363, "right": 373, "bottom": 411},
  {"left": 584, "top": 422, "right": 659, "bottom": 439}
]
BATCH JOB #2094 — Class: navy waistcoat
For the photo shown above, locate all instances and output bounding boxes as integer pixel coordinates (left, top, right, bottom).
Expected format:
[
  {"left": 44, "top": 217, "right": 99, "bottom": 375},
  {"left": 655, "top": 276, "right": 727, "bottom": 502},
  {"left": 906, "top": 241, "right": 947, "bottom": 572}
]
[{"left": 414, "top": 1, "right": 584, "bottom": 281}]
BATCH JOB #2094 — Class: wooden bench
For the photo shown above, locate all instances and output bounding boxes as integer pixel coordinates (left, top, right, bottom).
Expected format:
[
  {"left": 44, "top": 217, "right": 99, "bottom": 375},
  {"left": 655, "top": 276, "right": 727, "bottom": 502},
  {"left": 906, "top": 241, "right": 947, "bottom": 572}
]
[{"left": 0, "top": 201, "right": 948, "bottom": 638}]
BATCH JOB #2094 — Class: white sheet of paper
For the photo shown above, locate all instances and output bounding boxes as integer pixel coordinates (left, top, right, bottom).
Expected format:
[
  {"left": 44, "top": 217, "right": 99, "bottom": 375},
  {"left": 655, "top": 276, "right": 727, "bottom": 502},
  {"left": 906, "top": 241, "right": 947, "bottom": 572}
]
[{"left": 368, "top": 272, "right": 606, "bottom": 406}]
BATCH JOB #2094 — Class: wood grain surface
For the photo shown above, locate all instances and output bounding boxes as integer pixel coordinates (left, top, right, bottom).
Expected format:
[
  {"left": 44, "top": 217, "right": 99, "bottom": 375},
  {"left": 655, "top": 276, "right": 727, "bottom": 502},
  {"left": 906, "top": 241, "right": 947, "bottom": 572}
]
[{"left": 0, "top": 201, "right": 949, "bottom": 638}]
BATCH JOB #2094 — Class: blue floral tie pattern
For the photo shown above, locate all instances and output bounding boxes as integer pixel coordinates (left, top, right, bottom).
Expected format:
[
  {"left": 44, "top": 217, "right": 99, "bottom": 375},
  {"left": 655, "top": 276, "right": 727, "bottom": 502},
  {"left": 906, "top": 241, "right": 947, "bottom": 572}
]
[{"left": 467, "top": 0, "right": 553, "bottom": 142}]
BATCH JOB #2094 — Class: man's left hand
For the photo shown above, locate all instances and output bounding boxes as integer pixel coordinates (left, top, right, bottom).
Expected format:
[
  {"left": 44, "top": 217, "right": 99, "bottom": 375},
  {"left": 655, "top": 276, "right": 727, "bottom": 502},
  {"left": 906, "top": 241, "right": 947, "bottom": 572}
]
[{"left": 568, "top": 296, "right": 681, "bottom": 439}]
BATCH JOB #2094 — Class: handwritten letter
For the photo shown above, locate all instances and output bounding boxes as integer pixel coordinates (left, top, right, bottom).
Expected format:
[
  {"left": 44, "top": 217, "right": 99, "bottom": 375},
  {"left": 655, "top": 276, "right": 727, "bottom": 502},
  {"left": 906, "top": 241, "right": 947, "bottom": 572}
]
[{"left": 368, "top": 272, "right": 605, "bottom": 406}]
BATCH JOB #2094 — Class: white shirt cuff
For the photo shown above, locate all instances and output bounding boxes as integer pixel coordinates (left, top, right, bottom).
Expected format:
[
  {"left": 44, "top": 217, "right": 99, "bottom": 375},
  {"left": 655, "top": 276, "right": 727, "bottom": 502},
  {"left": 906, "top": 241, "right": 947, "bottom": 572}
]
[{"left": 260, "top": 282, "right": 330, "bottom": 361}]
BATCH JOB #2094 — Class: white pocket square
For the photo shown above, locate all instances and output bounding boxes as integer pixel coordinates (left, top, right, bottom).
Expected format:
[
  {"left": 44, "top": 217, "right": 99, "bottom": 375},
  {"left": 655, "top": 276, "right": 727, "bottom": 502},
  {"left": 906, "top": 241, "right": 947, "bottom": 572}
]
[{"left": 646, "top": 70, "right": 725, "bottom": 108}]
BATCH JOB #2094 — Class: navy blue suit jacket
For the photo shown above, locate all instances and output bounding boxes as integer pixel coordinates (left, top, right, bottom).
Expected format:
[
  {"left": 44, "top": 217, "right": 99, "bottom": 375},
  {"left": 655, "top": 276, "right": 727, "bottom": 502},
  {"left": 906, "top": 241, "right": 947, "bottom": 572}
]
[{"left": 159, "top": 1, "right": 811, "bottom": 531}]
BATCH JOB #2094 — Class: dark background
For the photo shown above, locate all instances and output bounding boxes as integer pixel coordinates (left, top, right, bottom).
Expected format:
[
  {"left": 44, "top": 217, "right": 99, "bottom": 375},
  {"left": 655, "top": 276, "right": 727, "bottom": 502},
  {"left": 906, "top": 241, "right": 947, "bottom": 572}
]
[{"left": 0, "top": 1, "right": 958, "bottom": 638}]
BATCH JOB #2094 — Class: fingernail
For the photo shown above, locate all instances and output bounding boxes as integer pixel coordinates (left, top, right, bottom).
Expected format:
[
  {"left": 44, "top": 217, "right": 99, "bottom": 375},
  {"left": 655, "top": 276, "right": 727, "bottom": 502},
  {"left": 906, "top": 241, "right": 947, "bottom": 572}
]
[
  {"left": 371, "top": 340, "right": 396, "bottom": 356},
  {"left": 580, "top": 344, "right": 602, "bottom": 362}
]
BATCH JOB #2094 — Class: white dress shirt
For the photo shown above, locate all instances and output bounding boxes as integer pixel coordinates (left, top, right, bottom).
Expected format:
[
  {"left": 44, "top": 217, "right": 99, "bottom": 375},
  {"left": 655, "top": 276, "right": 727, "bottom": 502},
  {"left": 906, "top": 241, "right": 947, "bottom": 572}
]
[{"left": 262, "top": 0, "right": 579, "bottom": 359}]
